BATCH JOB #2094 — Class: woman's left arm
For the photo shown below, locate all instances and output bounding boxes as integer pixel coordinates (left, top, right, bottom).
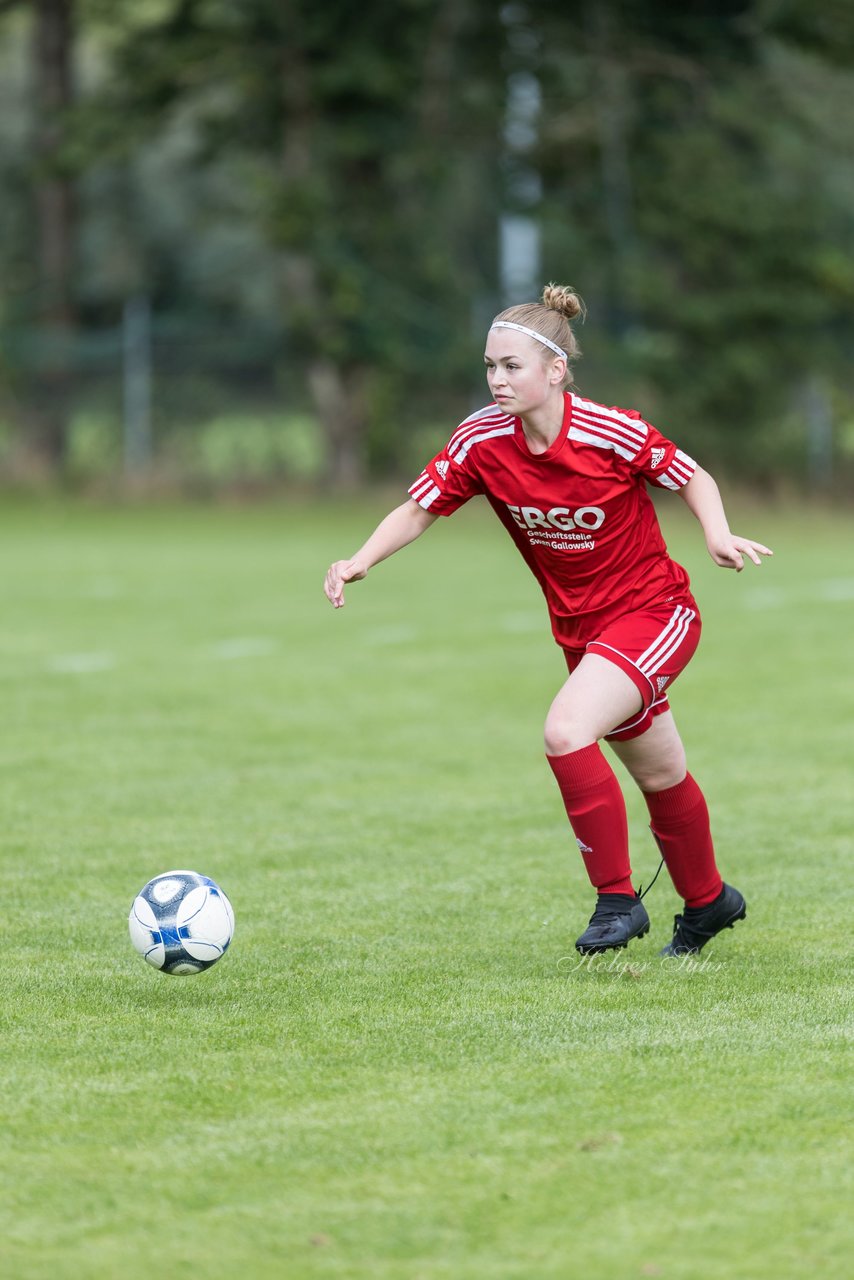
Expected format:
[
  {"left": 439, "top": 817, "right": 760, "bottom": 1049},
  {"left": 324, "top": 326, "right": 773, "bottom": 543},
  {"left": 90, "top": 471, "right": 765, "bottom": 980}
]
[{"left": 679, "top": 466, "right": 773, "bottom": 571}]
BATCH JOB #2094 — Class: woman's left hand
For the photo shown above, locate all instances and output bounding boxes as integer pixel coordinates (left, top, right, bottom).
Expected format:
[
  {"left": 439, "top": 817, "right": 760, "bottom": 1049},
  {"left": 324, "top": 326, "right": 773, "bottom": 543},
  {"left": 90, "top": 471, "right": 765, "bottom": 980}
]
[{"left": 707, "top": 535, "right": 774, "bottom": 572}]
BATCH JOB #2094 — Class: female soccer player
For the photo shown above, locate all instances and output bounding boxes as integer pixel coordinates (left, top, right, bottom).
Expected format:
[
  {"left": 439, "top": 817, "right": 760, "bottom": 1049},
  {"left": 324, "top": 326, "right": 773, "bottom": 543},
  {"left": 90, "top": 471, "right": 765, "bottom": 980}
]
[{"left": 323, "top": 285, "right": 772, "bottom": 956}]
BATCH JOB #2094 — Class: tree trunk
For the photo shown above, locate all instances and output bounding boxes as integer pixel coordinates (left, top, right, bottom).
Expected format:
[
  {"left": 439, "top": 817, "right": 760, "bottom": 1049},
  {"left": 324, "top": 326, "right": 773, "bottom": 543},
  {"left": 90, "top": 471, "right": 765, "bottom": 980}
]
[
  {"left": 587, "top": 2, "right": 636, "bottom": 335},
  {"left": 31, "top": 0, "right": 76, "bottom": 469},
  {"left": 280, "top": 31, "right": 369, "bottom": 488},
  {"left": 307, "top": 360, "right": 367, "bottom": 491}
]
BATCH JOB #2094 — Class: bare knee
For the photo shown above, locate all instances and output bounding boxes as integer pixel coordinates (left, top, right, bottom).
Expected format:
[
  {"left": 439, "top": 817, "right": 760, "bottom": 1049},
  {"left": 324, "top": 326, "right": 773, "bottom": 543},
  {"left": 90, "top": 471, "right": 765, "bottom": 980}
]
[
  {"left": 625, "top": 743, "right": 686, "bottom": 792},
  {"left": 544, "top": 655, "right": 644, "bottom": 756},
  {"left": 637, "top": 762, "right": 686, "bottom": 792},
  {"left": 607, "top": 709, "right": 688, "bottom": 791},
  {"left": 543, "top": 707, "right": 596, "bottom": 756}
]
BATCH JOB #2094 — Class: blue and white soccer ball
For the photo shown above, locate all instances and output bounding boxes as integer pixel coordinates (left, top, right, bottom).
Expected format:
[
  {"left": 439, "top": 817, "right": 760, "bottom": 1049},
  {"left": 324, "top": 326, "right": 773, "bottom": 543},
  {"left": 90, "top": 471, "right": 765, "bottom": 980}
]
[{"left": 128, "top": 870, "right": 235, "bottom": 975}]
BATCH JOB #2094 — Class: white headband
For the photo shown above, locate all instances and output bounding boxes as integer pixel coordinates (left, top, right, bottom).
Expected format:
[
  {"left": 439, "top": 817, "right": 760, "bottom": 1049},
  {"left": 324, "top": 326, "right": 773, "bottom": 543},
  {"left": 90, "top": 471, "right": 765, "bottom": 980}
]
[{"left": 490, "top": 320, "right": 567, "bottom": 360}]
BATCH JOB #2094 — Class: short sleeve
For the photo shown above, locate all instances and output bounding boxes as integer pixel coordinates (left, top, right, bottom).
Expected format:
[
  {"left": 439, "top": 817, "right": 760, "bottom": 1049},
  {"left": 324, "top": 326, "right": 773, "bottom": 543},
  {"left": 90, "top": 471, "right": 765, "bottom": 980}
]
[
  {"left": 631, "top": 420, "right": 697, "bottom": 491},
  {"left": 569, "top": 394, "right": 696, "bottom": 491},
  {"left": 408, "top": 442, "right": 483, "bottom": 516}
]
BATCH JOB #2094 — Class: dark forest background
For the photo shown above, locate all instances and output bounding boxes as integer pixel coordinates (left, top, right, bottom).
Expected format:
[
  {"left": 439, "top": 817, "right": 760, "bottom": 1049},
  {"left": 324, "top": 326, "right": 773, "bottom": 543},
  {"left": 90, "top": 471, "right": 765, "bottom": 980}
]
[{"left": 2, "top": 0, "right": 853, "bottom": 492}]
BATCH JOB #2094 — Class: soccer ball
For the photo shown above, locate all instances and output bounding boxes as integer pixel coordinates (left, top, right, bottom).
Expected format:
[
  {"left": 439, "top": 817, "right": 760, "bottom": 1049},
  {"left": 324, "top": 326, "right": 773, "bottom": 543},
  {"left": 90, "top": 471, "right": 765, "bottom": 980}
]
[{"left": 128, "top": 870, "right": 235, "bottom": 975}]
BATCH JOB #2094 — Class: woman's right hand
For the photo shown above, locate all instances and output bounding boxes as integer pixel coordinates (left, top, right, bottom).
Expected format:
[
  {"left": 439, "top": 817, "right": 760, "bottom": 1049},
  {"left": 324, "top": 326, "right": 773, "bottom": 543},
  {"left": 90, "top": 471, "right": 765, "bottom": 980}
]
[
  {"left": 322, "top": 499, "right": 437, "bottom": 609},
  {"left": 323, "top": 558, "right": 368, "bottom": 608}
]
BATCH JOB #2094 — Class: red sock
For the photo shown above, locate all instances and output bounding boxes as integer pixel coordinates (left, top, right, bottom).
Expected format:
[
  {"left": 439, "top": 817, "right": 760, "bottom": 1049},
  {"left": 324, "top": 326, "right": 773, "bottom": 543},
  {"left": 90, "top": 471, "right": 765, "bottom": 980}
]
[
  {"left": 643, "top": 774, "right": 723, "bottom": 907},
  {"left": 547, "top": 743, "right": 634, "bottom": 895}
]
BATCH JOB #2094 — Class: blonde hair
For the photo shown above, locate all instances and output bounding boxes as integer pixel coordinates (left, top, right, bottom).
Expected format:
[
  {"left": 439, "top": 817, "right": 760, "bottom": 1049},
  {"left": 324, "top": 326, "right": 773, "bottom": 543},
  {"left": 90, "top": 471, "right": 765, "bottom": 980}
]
[{"left": 492, "top": 283, "right": 585, "bottom": 385}]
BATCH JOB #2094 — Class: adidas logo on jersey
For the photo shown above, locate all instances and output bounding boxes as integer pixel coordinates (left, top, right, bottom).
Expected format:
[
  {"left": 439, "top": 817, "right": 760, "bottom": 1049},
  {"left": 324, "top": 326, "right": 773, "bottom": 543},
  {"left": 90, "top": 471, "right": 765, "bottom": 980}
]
[
  {"left": 656, "top": 675, "right": 670, "bottom": 693},
  {"left": 650, "top": 448, "right": 666, "bottom": 469},
  {"left": 435, "top": 459, "right": 450, "bottom": 479}
]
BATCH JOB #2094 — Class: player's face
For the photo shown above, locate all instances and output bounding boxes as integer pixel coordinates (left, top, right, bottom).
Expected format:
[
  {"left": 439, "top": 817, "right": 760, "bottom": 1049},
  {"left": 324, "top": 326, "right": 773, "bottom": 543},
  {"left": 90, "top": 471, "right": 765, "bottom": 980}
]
[{"left": 484, "top": 330, "right": 560, "bottom": 415}]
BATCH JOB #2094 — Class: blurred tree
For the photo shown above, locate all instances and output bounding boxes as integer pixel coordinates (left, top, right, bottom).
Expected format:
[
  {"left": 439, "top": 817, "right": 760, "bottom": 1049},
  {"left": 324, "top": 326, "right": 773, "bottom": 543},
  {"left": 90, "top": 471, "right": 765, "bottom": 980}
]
[
  {"left": 534, "top": 0, "right": 854, "bottom": 481},
  {"left": 1, "top": 0, "right": 853, "bottom": 487},
  {"left": 67, "top": 0, "right": 505, "bottom": 486},
  {"left": 1, "top": 0, "right": 79, "bottom": 465}
]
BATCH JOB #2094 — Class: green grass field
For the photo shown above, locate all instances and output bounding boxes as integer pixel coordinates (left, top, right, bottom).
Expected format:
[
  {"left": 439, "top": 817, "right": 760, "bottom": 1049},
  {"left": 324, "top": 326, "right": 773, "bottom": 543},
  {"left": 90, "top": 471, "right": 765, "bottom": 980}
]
[{"left": 1, "top": 493, "right": 851, "bottom": 1279}]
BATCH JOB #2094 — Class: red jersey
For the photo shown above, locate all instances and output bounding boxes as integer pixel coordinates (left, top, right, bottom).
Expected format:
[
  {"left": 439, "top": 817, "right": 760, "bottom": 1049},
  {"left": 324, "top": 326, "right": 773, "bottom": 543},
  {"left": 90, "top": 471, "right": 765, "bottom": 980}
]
[{"left": 407, "top": 390, "right": 698, "bottom": 649}]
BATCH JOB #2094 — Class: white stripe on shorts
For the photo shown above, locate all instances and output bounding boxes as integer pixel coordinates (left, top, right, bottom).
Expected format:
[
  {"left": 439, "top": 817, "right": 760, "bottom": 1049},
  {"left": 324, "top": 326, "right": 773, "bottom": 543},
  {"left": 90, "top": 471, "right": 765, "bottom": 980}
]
[{"left": 637, "top": 605, "right": 696, "bottom": 677}]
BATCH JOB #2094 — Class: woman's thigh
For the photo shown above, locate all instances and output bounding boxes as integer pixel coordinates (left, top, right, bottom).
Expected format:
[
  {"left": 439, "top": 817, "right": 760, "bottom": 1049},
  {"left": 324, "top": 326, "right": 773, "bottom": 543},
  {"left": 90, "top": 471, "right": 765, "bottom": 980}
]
[{"left": 544, "top": 653, "right": 644, "bottom": 754}]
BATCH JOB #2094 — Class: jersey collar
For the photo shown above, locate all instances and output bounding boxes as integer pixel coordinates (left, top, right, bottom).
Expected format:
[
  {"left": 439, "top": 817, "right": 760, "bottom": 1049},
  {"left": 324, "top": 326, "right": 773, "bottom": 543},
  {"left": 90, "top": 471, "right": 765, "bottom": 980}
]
[{"left": 513, "top": 391, "right": 572, "bottom": 461}]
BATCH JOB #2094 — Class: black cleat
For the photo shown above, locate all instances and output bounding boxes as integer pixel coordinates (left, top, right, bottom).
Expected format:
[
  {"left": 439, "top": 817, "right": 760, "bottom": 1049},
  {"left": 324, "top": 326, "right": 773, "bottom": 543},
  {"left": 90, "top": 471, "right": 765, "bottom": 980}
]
[
  {"left": 659, "top": 883, "right": 746, "bottom": 956},
  {"left": 575, "top": 893, "right": 650, "bottom": 955}
]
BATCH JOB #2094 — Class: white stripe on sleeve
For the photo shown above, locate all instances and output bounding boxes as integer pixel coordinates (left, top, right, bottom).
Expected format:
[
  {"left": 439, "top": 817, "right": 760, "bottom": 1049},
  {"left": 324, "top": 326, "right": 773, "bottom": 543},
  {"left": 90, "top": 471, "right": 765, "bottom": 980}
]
[
  {"left": 417, "top": 485, "right": 441, "bottom": 509},
  {"left": 408, "top": 473, "right": 435, "bottom": 500}
]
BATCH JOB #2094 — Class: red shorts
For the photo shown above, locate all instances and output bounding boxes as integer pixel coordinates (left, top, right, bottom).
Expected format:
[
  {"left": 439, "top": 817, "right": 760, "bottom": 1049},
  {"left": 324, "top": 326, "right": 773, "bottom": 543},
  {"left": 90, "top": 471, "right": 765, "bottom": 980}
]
[{"left": 562, "top": 599, "right": 701, "bottom": 741}]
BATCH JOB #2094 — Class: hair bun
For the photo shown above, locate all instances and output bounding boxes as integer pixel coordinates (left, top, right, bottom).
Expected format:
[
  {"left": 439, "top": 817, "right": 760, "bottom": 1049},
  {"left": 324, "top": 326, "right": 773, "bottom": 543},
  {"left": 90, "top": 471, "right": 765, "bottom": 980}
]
[{"left": 542, "top": 283, "right": 585, "bottom": 321}]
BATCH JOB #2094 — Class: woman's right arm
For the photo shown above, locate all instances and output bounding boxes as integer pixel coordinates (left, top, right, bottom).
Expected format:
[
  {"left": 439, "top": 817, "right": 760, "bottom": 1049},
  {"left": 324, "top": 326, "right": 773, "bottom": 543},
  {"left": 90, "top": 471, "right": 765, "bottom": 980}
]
[{"left": 323, "top": 499, "right": 438, "bottom": 608}]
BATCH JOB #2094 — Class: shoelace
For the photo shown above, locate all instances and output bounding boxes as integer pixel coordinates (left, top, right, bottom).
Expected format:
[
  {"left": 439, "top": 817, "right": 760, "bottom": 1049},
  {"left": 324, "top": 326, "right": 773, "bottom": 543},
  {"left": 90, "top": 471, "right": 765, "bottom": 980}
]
[{"left": 637, "top": 857, "right": 664, "bottom": 901}]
